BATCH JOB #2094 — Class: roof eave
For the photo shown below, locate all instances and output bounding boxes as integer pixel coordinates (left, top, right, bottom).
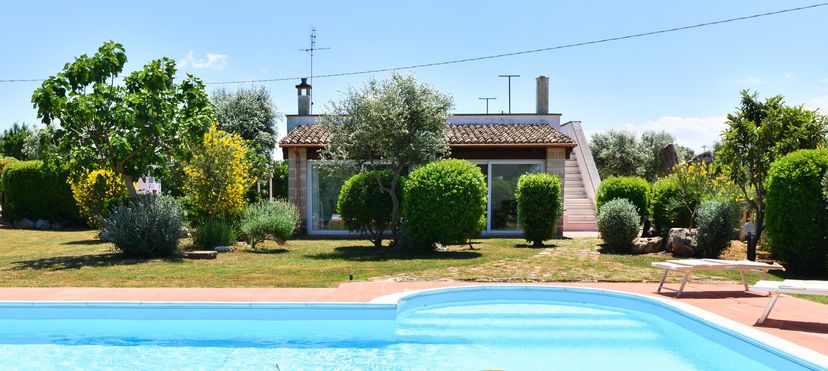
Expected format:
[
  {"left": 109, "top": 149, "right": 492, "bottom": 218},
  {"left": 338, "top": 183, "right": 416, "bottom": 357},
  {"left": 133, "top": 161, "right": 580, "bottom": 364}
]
[{"left": 449, "top": 143, "right": 577, "bottom": 148}]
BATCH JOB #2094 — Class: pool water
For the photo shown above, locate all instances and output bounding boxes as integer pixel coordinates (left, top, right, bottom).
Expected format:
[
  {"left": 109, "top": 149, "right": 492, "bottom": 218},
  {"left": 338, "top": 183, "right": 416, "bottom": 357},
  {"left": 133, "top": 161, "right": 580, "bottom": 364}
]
[{"left": 0, "top": 287, "right": 820, "bottom": 370}]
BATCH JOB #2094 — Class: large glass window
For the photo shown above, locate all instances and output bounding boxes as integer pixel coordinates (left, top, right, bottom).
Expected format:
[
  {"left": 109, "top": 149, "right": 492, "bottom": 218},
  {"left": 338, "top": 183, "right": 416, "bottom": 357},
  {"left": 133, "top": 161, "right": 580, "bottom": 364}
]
[
  {"left": 309, "top": 163, "right": 358, "bottom": 232},
  {"left": 489, "top": 162, "right": 543, "bottom": 231}
]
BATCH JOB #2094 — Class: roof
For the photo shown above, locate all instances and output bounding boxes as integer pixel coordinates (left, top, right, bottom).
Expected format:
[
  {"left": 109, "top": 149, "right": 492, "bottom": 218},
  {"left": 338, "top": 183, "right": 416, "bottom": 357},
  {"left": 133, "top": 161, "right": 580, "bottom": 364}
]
[{"left": 280, "top": 123, "right": 575, "bottom": 147}]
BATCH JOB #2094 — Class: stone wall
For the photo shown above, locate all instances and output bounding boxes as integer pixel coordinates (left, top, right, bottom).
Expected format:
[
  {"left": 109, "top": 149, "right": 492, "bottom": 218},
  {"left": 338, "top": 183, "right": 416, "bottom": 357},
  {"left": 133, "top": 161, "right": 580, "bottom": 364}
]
[
  {"left": 287, "top": 148, "right": 308, "bottom": 234},
  {"left": 546, "top": 147, "right": 567, "bottom": 236}
]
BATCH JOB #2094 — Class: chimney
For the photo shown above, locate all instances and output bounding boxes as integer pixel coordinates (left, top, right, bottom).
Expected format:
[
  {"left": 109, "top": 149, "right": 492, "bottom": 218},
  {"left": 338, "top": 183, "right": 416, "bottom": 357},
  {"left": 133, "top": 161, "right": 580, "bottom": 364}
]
[
  {"left": 296, "top": 78, "right": 312, "bottom": 115},
  {"left": 536, "top": 75, "right": 549, "bottom": 114}
]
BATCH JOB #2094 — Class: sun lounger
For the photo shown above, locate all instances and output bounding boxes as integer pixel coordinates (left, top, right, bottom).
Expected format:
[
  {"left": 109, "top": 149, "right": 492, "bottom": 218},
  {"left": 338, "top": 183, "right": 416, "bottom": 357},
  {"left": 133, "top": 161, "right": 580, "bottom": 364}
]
[
  {"left": 651, "top": 258, "right": 785, "bottom": 297},
  {"left": 751, "top": 280, "right": 828, "bottom": 324}
]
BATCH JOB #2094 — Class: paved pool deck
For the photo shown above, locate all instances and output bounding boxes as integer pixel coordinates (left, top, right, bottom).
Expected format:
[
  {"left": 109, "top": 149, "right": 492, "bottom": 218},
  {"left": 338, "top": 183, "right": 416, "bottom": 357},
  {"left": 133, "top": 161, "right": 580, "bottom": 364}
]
[{"left": 1, "top": 281, "right": 826, "bottom": 355}]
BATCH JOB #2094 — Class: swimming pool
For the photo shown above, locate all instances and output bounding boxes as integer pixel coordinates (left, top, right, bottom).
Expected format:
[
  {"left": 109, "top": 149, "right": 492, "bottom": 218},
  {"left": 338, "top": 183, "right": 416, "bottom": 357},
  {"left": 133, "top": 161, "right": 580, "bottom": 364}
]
[{"left": 0, "top": 286, "right": 824, "bottom": 370}]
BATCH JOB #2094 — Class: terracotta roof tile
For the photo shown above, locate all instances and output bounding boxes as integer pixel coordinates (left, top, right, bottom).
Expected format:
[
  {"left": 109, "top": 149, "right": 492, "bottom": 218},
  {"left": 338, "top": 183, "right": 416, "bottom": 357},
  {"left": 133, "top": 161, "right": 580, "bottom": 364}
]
[{"left": 280, "top": 123, "right": 575, "bottom": 147}]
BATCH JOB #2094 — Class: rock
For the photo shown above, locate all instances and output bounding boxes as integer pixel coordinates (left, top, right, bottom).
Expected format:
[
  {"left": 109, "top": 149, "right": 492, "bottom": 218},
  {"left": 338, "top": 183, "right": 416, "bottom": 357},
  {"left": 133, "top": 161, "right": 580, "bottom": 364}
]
[
  {"left": 99, "top": 230, "right": 112, "bottom": 242},
  {"left": 50, "top": 222, "right": 63, "bottom": 230},
  {"left": 631, "top": 237, "right": 663, "bottom": 254},
  {"left": 14, "top": 218, "right": 35, "bottom": 229},
  {"left": 213, "top": 245, "right": 235, "bottom": 252},
  {"left": 35, "top": 219, "right": 51, "bottom": 230},
  {"left": 179, "top": 226, "right": 191, "bottom": 238},
  {"left": 667, "top": 228, "right": 699, "bottom": 257},
  {"left": 659, "top": 143, "right": 679, "bottom": 177},
  {"left": 184, "top": 250, "right": 218, "bottom": 260}
]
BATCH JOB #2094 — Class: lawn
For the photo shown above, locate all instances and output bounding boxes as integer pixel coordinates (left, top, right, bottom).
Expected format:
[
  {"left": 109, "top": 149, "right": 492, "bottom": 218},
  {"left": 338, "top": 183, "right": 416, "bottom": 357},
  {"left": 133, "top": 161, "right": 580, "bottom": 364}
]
[{"left": 0, "top": 228, "right": 824, "bottom": 305}]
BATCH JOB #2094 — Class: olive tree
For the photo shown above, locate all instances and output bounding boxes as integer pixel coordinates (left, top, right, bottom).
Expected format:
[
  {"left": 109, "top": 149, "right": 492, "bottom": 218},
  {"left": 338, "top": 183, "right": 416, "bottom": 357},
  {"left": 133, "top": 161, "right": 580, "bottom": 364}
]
[
  {"left": 319, "top": 73, "right": 453, "bottom": 246},
  {"left": 211, "top": 86, "right": 279, "bottom": 177},
  {"left": 32, "top": 41, "right": 214, "bottom": 196}
]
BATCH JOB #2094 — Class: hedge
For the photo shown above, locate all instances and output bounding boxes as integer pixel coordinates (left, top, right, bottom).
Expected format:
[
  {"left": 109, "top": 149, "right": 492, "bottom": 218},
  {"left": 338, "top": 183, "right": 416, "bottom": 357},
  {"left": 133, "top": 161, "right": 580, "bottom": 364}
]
[
  {"left": 765, "top": 149, "right": 828, "bottom": 274},
  {"left": 403, "top": 159, "right": 487, "bottom": 248},
  {"left": 516, "top": 173, "right": 563, "bottom": 247},
  {"left": 650, "top": 176, "right": 696, "bottom": 235},
  {"left": 1, "top": 160, "right": 79, "bottom": 222},
  {"left": 595, "top": 176, "right": 650, "bottom": 221}
]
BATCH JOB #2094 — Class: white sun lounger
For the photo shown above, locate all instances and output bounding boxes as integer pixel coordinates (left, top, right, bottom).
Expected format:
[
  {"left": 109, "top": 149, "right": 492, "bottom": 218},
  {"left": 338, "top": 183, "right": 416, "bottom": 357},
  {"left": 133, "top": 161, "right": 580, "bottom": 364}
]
[
  {"left": 751, "top": 280, "right": 828, "bottom": 324},
  {"left": 651, "top": 258, "right": 785, "bottom": 297}
]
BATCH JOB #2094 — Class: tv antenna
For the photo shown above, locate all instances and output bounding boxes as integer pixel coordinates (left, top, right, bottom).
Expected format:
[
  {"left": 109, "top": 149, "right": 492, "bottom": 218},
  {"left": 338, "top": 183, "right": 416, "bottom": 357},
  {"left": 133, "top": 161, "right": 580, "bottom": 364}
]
[
  {"left": 478, "top": 97, "right": 496, "bottom": 114},
  {"left": 498, "top": 74, "right": 520, "bottom": 114},
  {"left": 299, "top": 26, "right": 330, "bottom": 114}
]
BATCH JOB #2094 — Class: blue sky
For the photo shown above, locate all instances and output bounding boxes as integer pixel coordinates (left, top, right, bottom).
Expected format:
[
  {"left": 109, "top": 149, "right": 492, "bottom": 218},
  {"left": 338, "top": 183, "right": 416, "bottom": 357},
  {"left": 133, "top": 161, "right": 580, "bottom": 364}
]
[{"left": 1, "top": 1, "right": 827, "bottom": 154}]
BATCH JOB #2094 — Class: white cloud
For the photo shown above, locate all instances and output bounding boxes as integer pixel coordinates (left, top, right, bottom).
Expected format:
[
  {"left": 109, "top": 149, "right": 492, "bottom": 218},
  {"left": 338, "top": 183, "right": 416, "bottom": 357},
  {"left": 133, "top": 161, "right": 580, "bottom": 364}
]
[
  {"left": 739, "top": 76, "right": 763, "bottom": 85},
  {"left": 805, "top": 95, "right": 828, "bottom": 111},
  {"left": 177, "top": 51, "right": 229, "bottom": 70},
  {"left": 818, "top": 78, "right": 828, "bottom": 83},
  {"left": 621, "top": 115, "right": 727, "bottom": 153},
  {"left": 784, "top": 72, "right": 793, "bottom": 81}
]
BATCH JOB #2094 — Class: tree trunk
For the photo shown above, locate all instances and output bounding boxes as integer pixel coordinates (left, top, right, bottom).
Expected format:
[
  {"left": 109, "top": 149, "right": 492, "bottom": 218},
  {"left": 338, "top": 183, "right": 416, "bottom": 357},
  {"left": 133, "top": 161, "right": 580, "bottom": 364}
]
[
  {"left": 749, "top": 209, "right": 765, "bottom": 261},
  {"left": 387, "top": 165, "right": 405, "bottom": 248},
  {"left": 123, "top": 174, "right": 138, "bottom": 198}
]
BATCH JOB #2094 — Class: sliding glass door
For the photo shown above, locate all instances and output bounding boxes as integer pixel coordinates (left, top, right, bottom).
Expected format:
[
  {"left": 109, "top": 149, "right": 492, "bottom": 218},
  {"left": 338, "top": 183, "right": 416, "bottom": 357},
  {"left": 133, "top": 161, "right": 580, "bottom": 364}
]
[
  {"left": 475, "top": 160, "right": 544, "bottom": 233},
  {"left": 308, "top": 162, "right": 358, "bottom": 234}
]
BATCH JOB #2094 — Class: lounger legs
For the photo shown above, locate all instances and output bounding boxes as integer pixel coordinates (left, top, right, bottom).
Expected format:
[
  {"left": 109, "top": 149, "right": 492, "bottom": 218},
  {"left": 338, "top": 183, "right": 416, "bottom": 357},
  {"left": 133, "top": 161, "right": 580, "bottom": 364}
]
[
  {"left": 739, "top": 270, "right": 748, "bottom": 291},
  {"left": 676, "top": 272, "right": 691, "bottom": 298},
  {"left": 657, "top": 270, "right": 669, "bottom": 293},
  {"left": 758, "top": 291, "right": 781, "bottom": 324}
]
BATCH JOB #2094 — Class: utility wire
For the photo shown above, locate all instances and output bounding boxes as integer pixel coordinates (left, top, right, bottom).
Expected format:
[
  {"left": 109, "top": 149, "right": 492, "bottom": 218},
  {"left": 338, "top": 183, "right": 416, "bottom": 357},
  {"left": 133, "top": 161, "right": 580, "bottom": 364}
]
[{"left": 1, "top": 2, "right": 826, "bottom": 85}]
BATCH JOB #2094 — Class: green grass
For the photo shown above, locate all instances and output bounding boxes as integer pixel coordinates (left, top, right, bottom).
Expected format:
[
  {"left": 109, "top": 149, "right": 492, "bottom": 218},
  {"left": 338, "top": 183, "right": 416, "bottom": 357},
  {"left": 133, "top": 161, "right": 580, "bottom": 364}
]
[{"left": 0, "top": 228, "right": 825, "bottom": 306}]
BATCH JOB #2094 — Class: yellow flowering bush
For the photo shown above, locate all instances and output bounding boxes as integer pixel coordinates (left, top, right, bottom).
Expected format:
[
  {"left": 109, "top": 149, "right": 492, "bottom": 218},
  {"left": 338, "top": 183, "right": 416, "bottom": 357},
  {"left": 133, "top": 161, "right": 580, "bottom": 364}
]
[
  {"left": 69, "top": 169, "right": 127, "bottom": 227},
  {"left": 184, "top": 124, "right": 255, "bottom": 219}
]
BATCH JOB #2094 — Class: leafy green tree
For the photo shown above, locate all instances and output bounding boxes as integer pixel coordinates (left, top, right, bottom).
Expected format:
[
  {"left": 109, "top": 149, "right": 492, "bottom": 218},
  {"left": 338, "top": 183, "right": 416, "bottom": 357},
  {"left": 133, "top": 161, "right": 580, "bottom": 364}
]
[
  {"left": 211, "top": 86, "right": 279, "bottom": 177},
  {"left": 31, "top": 41, "right": 214, "bottom": 196},
  {"left": 591, "top": 130, "right": 694, "bottom": 182},
  {"left": 0, "top": 122, "right": 33, "bottom": 160},
  {"left": 590, "top": 130, "right": 644, "bottom": 179},
  {"left": 717, "top": 90, "right": 828, "bottom": 260},
  {"left": 22, "top": 127, "right": 55, "bottom": 161},
  {"left": 640, "top": 130, "right": 694, "bottom": 181},
  {"left": 319, "top": 73, "right": 454, "bottom": 246}
]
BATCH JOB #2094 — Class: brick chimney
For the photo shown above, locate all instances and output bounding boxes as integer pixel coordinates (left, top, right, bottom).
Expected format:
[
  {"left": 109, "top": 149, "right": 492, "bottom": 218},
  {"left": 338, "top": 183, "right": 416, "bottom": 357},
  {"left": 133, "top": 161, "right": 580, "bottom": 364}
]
[
  {"left": 296, "top": 78, "right": 311, "bottom": 116},
  {"left": 536, "top": 76, "right": 549, "bottom": 114}
]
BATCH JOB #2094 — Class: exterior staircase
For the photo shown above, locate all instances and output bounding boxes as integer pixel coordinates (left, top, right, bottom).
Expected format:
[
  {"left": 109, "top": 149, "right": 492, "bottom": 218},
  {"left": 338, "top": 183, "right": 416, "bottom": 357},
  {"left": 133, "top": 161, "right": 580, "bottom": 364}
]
[{"left": 563, "top": 150, "right": 598, "bottom": 231}]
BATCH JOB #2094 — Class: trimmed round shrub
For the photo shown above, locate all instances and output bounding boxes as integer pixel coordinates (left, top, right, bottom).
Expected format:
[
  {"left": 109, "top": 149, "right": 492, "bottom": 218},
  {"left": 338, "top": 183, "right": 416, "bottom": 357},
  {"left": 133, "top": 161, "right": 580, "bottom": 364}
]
[
  {"left": 403, "top": 159, "right": 487, "bottom": 248},
  {"left": 103, "top": 195, "right": 184, "bottom": 258},
  {"left": 597, "top": 199, "right": 640, "bottom": 251},
  {"left": 765, "top": 149, "right": 828, "bottom": 274},
  {"left": 650, "top": 176, "right": 696, "bottom": 235},
  {"left": 516, "top": 173, "right": 563, "bottom": 247},
  {"left": 1, "top": 160, "right": 78, "bottom": 222},
  {"left": 238, "top": 200, "right": 300, "bottom": 249},
  {"left": 695, "top": 200, "right": 739, "bottom": 258},
  {"left": 338, "top": 171, "right": 401, "bottom": 247},
  {"left": 69, "top": 169, "right": 127, "bottom": 227},
  {"left": 596, "top": 176, "right": 650, "bottom": 220}
]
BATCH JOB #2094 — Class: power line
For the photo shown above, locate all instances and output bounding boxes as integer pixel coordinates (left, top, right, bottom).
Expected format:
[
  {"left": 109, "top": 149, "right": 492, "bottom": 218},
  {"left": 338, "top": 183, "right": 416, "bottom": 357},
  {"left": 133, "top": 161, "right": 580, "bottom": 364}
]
[{"left": 1, "top": 2, "right": 826, "bottom": 85}]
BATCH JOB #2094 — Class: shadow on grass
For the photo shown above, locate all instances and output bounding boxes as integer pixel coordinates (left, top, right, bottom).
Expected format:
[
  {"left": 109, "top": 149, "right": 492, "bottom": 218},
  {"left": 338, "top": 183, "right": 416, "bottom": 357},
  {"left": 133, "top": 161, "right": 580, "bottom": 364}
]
[
  {"left": 514, "top": 243, "right": 559, "bottom": 249},
  {"left": 62, "top": 239, "right": 107, "bottom": 246},
  {"left": 247, "top": 248, "right": 289, "bottom": 255},
  {"left": 306, "top": 245, "right": 481, "bottom": 262},
  {"left": 10, "top": 253, "right": 181, "bottom": 270}
]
